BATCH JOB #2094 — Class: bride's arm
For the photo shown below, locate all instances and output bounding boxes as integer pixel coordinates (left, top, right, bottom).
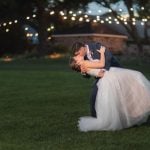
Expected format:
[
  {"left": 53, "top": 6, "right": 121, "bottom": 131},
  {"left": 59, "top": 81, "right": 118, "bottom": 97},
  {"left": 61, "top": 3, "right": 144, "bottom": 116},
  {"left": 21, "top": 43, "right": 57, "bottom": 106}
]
[
  {"left": 82, "top": 46, "right": 105, "bottom": 69},
  {"left": 87, "top": 68, "right": 105, "bottom": 77}
]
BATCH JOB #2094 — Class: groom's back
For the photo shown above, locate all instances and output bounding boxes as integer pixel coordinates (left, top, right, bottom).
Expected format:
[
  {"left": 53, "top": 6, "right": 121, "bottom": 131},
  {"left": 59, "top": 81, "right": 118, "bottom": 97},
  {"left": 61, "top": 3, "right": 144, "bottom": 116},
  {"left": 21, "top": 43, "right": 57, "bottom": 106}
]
[{"left": 87, "top": 42, "right": 121, "bottom": 70}]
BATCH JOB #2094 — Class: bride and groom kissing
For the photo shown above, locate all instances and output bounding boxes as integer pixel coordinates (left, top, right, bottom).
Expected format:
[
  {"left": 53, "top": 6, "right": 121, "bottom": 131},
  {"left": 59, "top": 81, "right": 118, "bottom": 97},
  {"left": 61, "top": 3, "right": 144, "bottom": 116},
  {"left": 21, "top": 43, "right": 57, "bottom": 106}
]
[{"left": 70, "top": 41, "right": 150, "bottom": 132}]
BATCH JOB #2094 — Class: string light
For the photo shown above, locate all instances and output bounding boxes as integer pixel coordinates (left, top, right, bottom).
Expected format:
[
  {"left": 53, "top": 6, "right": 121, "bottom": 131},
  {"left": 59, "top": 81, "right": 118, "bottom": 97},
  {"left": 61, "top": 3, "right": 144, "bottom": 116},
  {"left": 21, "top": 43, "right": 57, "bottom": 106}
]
[
  {"left": 60, "top": 11, "right": 65, "bottom": 16},
  {"left": 96, "top": 16, "right": 100, "bottom": 21},
  {"left": 51, "top": 25, "right": 54, "bottom": 29},
  {"left": 71, "top": 17, "right": 76, "bottom": 21},
  {"left": 142, "top": 18, "right": 147, "bottom": 22},
  {"left": 132, "top": 18, "right": 136, "bottom": 21},
  {"left": 93, "top": 19, "right": 97, "bottom": 23},
  {"left": 32, "top": 14, "right": 36, "bottom": 18},
  {"left": 30, "top": 33, "right": 33, "bottom": 37},
  {"left": 35, "top": 33, "right": 38, "bottom": 37},
  {"left": 0, "top": 7, "right": 149, "bottom": 33},
  {"left": 50, "top": 11, "right": 55, "bottom": 15},
  {"left": 9, "top": 22, "right": 12, "bottom": 25},
  {"left": 86, "top": 19, "right": 90, "bottom": 22},
  {"left": 3, "top": 23, "right": 7, "bottom": 26},
  {"left": 108, "top": 21, "right": 112, "bottom": 24},
  {"left": 47, "top": 36, "right": 51, "bottom": 40},
  {"left": 84, "top": 15, "right": 88, "bottom": 18},
  {"left": 26, "top": 33, "right": 30, "bottom": 37},
  {"left": 26, "top": 33, "right": 34, "bottom": 37},
  {"left": 26, "top": 16, "right": 30, "bottom": 20},
  {"left": 63, "top": 16, "right": 67, "bottom": 20},
  {"left": 73, "top": 13, "right": 77, "bottom": 17},
  {"left": 123, "top": 18, "right": 127, "bottom": 22},
  {"left": 47, "top": 28, "right": 51, "bottom": 31},
  {"left": 69, "top": 11, "right": 73, "bottom": 14},
  {"left": 79, "top": 17, "right": 83, "bottom": 22},
  {"left": 120, "top": 17, "right": 124, "bottom": 21},
  {"left": 78, "top": 11, "right": 82, "bottom": 14},
  {"left": 100, "top": 20, "right": 104, "bottom": 23},
  {"left": 105, "top": 18, "right": 109, "bottom": 21},
  {"left": 25, "top": 27, "right": 29, "bottom": 31},
  {"left": 6, "top": 29, "right": 9, "bottom": 32},
  {"left": 132, "top": 22, "right": 136, "bottom": 25},
  {"left": 0, "top": 10, "right": 149, "bottom": 30},
  {"left": 96, "top": 18, "right": 100, "bottom": 21},
  {"left": 130, "top": 8, "right": 134, "bottom": 11}
]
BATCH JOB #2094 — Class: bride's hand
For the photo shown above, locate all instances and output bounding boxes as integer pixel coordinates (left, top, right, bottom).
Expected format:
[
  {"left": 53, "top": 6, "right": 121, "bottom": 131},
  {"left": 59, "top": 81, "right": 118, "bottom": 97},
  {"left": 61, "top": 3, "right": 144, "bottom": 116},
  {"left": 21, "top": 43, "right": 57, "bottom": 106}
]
[
  {"left": 76, "top": 60, "right": 83, "bottom": 65},
  {"left": 81, "top": 63, "right": 88, "bottom": 73},
  {"left": 97, "top": 46, "right": 106, "bottom": 53}
]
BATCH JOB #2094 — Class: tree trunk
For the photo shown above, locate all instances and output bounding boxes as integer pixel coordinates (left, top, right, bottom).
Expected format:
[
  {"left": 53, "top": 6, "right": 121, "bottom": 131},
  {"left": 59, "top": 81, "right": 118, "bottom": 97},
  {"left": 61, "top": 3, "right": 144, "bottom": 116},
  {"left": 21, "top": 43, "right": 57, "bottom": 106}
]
[
  {"left": 37, "top": 5, "right": 48, "bottom": 57},
  {"left": 144, "top": 22, "right": 149, "bottom": 43},
  {"left": 137, "top": 41, "right": 143, "bottom": 56}
]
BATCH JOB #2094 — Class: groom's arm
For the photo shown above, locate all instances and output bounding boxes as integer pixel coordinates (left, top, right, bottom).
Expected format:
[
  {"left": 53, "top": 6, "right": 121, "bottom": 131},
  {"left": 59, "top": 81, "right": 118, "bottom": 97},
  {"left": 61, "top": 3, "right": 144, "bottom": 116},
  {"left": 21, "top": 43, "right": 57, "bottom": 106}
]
[{"left": 93, "top": 48, "right": 112, "bottom": 69}]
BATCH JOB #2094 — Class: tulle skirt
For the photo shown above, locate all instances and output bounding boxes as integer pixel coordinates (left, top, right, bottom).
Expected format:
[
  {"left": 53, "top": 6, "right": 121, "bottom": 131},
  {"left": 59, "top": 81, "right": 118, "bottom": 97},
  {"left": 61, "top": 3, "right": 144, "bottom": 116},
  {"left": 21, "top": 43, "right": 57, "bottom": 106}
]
[{"left": 78, "top": 67, "right": 150, "bottom": 131}]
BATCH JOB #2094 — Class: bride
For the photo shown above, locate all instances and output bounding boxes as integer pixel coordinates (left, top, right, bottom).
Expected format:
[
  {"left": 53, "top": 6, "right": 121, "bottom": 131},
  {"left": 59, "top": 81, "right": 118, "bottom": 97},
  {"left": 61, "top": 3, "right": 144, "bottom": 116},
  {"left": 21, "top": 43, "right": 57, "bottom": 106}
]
[{"left": 70, "top": 47, "right": 150, "bottom": 131}]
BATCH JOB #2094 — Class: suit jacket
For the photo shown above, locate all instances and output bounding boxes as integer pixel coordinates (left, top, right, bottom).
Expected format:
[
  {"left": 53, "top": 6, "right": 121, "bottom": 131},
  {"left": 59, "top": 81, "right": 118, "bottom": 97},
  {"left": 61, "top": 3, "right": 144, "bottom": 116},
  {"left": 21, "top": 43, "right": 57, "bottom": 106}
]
[{"left": 85, "top": 42, "right": 121, "bottom": 70}]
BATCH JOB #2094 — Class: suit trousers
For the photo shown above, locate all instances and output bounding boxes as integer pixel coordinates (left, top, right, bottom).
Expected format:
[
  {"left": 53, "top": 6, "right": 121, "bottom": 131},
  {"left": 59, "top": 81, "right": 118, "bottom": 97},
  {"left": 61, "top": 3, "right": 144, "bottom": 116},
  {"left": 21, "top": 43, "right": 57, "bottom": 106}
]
[{"left": 90, "top": 78, "right": 99, "bottom": 117}]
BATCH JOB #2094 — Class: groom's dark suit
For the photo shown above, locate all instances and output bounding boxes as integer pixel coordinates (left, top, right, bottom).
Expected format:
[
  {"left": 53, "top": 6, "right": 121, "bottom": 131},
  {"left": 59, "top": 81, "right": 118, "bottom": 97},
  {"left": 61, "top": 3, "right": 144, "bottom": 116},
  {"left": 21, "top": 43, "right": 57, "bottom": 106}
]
[{"left": 84, "top": 41, "right": 121, "bottom": 117}]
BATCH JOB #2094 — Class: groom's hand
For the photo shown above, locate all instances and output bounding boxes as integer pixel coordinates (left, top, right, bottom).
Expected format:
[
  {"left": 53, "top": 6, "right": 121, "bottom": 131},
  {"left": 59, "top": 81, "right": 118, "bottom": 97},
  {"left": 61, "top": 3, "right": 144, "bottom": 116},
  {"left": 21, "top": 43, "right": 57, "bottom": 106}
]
[{"left": 97, "top": 70, "right": 105, "bottom": 78}]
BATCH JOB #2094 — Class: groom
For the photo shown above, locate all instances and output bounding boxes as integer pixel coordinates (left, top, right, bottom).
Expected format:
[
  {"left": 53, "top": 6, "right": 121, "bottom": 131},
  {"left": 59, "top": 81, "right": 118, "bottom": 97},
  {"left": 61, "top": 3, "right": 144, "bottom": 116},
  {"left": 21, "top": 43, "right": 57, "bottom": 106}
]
[{"left": 71, "top": 41, "right": 121, "bottom": 117}]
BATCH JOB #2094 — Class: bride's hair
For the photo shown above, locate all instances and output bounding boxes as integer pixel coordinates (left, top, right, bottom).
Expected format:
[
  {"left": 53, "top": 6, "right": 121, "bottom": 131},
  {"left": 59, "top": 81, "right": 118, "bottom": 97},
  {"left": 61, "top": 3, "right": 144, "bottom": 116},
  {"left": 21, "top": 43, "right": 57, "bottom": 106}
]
[
  {"left": 69, "top": 57, "right": 81, "bottom": 72},
  {"left": 71, "top": 42, "right": 85, "bottom": 56},
  {"left": 69, "top": 42, "right": 85, "bottom": 72}
]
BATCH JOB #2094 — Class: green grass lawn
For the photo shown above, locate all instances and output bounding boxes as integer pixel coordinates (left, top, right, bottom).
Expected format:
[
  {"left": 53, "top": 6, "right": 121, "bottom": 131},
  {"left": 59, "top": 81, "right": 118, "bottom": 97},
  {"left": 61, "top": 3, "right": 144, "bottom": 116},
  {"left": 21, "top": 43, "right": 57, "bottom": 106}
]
[{"left": 0, "top": 57, "right": 150, "bottom": 150}]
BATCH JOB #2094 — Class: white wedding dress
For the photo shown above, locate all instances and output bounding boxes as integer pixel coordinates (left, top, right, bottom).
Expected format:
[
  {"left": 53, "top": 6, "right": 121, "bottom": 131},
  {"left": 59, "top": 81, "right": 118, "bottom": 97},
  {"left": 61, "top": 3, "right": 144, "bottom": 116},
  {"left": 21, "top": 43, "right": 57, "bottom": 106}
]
[{"left": 78, "top": 67, "right": 150, "bottom": 131}]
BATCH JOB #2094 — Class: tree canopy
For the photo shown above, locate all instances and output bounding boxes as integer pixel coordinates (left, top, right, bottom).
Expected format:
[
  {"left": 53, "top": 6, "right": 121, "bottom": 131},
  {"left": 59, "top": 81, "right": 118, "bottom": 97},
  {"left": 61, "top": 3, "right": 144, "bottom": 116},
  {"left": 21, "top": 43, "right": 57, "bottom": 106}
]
[
  {"left": 94, "top": 0, "right": 150, "bottom": 53},
  {"left": 0, "top": 0, "right": 149, "bottom": 56}
]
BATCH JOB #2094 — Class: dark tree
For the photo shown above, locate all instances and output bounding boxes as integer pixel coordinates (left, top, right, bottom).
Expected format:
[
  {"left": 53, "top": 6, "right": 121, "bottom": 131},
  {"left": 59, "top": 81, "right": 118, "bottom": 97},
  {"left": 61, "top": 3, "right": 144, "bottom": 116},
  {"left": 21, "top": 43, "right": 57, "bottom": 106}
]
[
  {"left": 0, "top": 0, "right": 92, "bottom": 56},
  {"left": 93, "top": 0, "right": 150, "bottom": 55}
]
